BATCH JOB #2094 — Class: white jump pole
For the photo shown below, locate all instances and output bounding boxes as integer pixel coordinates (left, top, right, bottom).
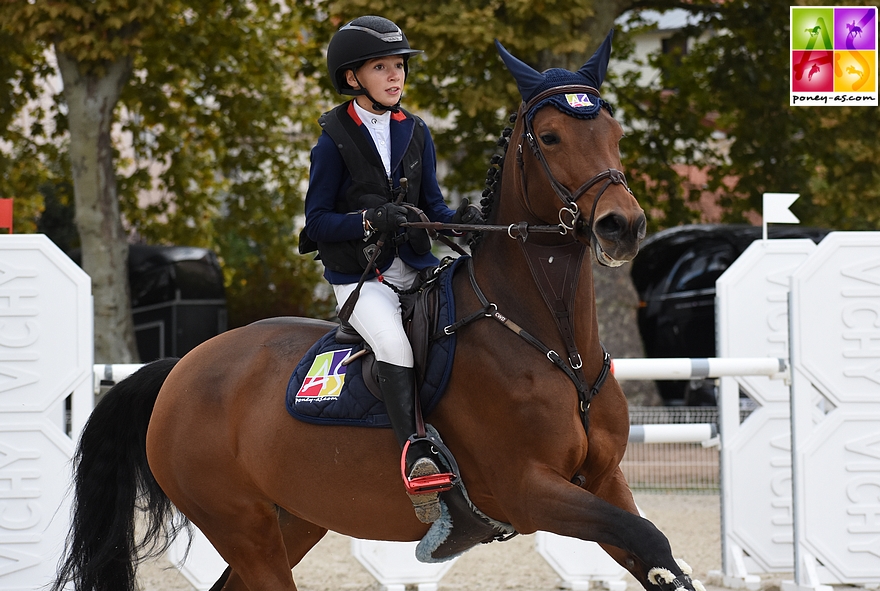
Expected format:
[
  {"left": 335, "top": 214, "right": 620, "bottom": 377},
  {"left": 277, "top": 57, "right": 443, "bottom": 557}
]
[
  {"left": 612, "top": 357, "right": 787, "bottom": 381},
  {"left": 94, "top": 356, "right": 789, "bottom": 395},
  {"left": 629, "top": 423, "right": 716, "bottom": 444},
  {"left": 94, "top": 363, "right": 719, "bottom": 446}
]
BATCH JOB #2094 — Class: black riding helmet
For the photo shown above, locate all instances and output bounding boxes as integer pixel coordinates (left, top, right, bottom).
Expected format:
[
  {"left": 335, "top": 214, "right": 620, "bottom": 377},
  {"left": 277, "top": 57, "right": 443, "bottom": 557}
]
[{"left": 327, "top": 16, "right": 423, "bottom": 96}]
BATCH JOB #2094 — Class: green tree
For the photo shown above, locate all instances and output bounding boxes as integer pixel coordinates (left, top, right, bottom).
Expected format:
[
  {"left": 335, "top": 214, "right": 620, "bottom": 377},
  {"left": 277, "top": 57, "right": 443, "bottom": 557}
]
[
  {"left": 0, "top": 24, "right": 55, "bottom": 233},
  {"left": 612, "top": 0, "right": 879, "bottom": 231},
  {"left": 0, "top": 1, "right": 330, "bottom": 361}
]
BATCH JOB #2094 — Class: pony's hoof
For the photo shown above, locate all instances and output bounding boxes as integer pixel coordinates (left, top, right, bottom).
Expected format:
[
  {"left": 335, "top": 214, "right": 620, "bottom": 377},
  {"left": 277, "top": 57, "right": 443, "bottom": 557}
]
[
  {"left": 407, "top": 458, "right": 442, "bottom": 524},
  {"left": 647, "top": 566, "right": 705, "bottom": 591}
]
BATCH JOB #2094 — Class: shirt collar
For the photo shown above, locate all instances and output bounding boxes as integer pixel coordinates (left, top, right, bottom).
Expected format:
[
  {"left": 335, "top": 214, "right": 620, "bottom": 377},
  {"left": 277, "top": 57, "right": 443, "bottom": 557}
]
[{"left": 352, "top": 100, "right": 391, "bottom": 130}]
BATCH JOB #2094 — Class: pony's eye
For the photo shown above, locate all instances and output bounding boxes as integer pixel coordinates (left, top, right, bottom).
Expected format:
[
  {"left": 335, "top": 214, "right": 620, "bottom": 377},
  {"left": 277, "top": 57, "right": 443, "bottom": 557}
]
[{"left": 540, "top": 133, "right": 560, "bottom": 145}]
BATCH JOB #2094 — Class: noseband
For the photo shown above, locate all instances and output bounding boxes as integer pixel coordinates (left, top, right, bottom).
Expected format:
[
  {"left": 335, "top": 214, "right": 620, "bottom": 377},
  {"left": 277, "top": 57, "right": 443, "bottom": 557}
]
[{"left": 516, "top": 84, "right": 633, "bottom": 239}]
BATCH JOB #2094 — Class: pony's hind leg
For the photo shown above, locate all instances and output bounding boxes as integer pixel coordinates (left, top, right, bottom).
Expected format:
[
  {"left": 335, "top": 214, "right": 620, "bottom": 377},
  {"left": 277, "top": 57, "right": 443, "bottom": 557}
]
[
  {"left": 192, "top": 500, "right": 300, "bottom": 591},
  {"left": 204, "top": 508, "right": 327, "bottom": 591},
  {"left": 278, "top": 509, "right": 328, "bottom": 568}
]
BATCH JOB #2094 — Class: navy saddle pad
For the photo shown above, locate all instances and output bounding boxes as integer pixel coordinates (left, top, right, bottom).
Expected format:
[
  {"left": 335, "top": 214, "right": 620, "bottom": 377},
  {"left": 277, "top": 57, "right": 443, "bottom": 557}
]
[{"left": 285, "top": 257, "right": 464, "bottom": 427}]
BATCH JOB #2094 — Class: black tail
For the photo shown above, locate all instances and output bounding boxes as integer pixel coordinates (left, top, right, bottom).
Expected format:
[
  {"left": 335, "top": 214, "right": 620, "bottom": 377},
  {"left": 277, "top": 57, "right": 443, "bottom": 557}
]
[{"left": 51, "top": 358, "right": 188, "bottom": 591}]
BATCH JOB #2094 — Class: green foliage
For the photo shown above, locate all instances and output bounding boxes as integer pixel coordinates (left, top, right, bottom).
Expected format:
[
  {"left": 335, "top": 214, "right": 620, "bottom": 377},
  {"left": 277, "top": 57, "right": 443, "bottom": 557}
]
[
  {"left": 612, "top": 0, "right": 879, "bottom": 232},
  {"left": 5, "top": 0, "right": 162, "bottom": 72},
  {"left": 114, "top": 1, "right": 333, "bottom": 325},
  {"left": 0, "top": 25, "right": 57, "bottom": 232},
  {"left": 0, "top": 0, "right": 335, "bottom": 327}
]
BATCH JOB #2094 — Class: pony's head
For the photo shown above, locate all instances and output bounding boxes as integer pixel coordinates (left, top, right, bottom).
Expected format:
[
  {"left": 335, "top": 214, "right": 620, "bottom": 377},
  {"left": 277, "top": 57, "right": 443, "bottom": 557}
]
[{"left": 495, "top": 31, "right": 646, "bottom": 266}]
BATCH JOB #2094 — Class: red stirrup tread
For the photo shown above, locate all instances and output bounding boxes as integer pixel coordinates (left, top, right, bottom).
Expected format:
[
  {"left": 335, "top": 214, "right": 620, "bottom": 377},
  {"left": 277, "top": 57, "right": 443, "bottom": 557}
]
[{"left": 400, "top": 440, "right": 455, "bottom": 495}]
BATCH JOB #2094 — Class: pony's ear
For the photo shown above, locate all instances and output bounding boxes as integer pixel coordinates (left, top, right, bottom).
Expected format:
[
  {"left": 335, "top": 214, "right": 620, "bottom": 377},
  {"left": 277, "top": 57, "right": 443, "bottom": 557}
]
[
  {"left": 576, "top": 29, "right": 614, "bottom": 89},
  {"left": 494, "top": 39, "right": 544, "bottom": 102}
]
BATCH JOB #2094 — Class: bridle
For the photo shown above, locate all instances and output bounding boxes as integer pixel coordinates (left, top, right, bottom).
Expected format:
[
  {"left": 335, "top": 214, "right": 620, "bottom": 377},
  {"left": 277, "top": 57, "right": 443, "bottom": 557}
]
[
  {"left": 516, "top": 84, "right": 633, "bottom": 242},
  {"left": 436, "top": 85, "right": 638, "bottom": 434}
]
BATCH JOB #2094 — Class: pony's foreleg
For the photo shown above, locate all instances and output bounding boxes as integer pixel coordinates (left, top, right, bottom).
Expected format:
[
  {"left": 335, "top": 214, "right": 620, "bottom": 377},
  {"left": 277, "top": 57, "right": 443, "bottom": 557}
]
[
  {"left": 590, "top": 466, "right": 699, "bottom": 586},
  {"left": 596, "top": 466, "right": 702, "bottom": 589},
  {"left": 514, "top": 473, "right": 700, "bottom": 591}
]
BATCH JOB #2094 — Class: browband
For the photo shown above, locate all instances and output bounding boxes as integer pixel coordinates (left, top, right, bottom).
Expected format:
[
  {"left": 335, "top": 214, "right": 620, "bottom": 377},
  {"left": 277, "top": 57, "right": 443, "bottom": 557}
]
[{"left": 523, "top": 84, "right": 600, "bottom": 114}]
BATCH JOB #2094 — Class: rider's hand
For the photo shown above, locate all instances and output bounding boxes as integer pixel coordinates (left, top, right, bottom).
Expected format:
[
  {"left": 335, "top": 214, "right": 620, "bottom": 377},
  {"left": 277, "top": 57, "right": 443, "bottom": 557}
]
[
  {"left": 365, "top": 203, "right": 408, "bottom": 233},
  {"left": 452, "top": 198, "right": 484, "bottom": 225}
]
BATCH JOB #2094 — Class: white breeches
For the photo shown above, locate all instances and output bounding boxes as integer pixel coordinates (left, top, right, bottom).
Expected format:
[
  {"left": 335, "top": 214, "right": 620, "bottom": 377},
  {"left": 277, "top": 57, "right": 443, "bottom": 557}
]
[{"left": 332, "top": 257, "right": 418, "bottom": 367}]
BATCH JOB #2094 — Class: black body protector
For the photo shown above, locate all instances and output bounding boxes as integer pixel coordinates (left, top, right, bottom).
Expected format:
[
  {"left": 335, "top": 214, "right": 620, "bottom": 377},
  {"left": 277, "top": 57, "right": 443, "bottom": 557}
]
[{"left": 314, "top": 103, "right": 430, "bottom": 275}]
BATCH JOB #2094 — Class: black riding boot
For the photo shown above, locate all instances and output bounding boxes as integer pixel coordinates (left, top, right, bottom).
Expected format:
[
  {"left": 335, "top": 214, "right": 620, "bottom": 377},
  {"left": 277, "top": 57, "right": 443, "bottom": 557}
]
[{"left": 376, "top": 361, "right": 442, "bottom": 523}]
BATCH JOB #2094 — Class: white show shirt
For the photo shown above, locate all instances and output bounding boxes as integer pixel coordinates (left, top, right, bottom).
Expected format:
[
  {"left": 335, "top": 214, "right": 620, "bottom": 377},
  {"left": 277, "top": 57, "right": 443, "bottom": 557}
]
[{"left": 353, "top": 100, "right": 392, "bottom": 177}]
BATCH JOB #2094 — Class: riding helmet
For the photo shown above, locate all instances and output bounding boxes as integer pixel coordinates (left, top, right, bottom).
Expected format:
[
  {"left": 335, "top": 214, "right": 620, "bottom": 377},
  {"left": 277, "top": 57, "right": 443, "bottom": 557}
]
[{"left": 327, "top": 16, "right": 423, "bottom": 95}]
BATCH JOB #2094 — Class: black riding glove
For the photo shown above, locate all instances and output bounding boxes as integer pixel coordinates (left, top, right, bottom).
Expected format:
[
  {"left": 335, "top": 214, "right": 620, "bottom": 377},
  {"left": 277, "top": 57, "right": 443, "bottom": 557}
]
[
  {"left": 452, "top": 198, "right": 484, "bottom": 225},
  {"left": 365, "top": 203, "right": 408, "bottom": 234}
]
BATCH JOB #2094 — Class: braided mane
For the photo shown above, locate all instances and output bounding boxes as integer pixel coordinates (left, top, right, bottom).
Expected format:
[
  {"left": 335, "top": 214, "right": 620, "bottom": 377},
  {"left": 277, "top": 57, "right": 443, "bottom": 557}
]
[{"left": 468, "top": 112, "right": 517, "bottom": 251}]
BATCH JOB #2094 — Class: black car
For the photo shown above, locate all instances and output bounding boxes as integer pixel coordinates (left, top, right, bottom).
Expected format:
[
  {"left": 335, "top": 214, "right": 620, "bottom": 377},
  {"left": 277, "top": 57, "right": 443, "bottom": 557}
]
[{"left": 629, "top": 224, "right": 830, "bottom": 405}]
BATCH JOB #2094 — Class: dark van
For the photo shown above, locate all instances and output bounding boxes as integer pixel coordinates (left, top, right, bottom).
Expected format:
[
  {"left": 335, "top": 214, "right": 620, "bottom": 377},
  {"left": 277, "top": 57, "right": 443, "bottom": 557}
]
[{"left": 629, "top": 224, "right": 829, "bottom": 405}]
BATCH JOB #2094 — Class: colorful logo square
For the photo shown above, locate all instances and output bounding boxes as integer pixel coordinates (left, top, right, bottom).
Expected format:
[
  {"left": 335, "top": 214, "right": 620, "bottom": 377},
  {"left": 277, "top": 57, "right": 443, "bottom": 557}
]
[
  {"left": 791, "top": 6, "right": 878, "bottom": 106},
  {"left": 835, "top": 7, "right": 877, "bottom": 51},
  {"left": 835, "top": 50, "right": 876, "bottom": 92},
  {"left": 296, "top": 349, "right": 350, "bottom": 400},
  {"left": 793, "top": 51, "right": 834, "bottom": 92},
  {"left": 792, "top": 7, "right": 835, "bottom": 50}
]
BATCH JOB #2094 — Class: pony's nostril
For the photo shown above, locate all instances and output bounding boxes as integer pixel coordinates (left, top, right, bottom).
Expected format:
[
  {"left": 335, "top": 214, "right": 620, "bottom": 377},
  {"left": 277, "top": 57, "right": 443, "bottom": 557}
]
[
  {"left": 635, "top": 213, "right": 647, "bottom": 241},
  {"left": 595, "top": 214, "right": 625, "bottom": 239},
  {"left": 596, "top": 212, "right": 647, "bottom": 243}
]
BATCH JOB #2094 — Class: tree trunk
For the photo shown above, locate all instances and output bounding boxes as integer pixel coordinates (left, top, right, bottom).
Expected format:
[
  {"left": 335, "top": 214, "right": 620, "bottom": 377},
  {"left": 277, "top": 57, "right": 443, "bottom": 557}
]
[
  {"left": 537, "top": 0, "right": 637, "bottom": 70},
  {"left": 56, "top": 51, "right": 139, "bottom": 363}
]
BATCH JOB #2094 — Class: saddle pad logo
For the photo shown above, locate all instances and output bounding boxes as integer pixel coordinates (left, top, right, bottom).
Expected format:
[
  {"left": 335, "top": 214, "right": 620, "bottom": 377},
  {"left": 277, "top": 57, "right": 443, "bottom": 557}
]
[
  {"left": 296, "top": 349, "right": 351, "bottom": 401},
  {"left": 565, "top": 93, "right": 594, "bottom": 108}
]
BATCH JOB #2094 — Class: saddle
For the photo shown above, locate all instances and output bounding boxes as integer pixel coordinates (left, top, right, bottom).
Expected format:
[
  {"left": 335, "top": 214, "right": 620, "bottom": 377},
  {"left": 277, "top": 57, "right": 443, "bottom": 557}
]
[{"left": 335, "top": 261, "right": 446, "bottom": 402}]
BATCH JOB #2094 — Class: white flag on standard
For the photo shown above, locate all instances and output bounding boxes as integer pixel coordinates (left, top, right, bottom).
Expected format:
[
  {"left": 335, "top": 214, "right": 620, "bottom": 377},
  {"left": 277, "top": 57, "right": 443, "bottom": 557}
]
[{"left": 762, "top": 193, "right": 800, "bottom": 240}]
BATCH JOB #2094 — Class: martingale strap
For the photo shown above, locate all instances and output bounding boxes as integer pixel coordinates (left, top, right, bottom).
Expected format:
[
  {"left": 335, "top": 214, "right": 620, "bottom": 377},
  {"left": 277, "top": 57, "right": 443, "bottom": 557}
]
[
  {"left": 518, "top": 237, "right": 586, "bottom": 370},
  {"left": 443, "top": 257, "right": 611, "bottom": 433}
]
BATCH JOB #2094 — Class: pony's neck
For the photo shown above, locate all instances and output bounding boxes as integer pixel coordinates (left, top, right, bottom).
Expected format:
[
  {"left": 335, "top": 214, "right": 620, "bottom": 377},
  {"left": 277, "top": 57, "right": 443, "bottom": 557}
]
[{"left": 470, "top": 157, "right": 602, "bottom": 373}]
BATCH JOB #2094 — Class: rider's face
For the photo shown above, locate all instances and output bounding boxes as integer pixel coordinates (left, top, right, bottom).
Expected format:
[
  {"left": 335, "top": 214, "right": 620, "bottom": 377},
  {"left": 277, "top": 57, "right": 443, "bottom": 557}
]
[{"left": 346, "top": 56, "right": 405, "bottom": 114}]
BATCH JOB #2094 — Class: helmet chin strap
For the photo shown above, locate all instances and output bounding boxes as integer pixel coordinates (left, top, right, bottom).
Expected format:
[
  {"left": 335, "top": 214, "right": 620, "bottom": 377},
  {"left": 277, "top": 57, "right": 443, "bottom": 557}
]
[{"left": 352, "top": 72, "right": 402, "bottom": 113}]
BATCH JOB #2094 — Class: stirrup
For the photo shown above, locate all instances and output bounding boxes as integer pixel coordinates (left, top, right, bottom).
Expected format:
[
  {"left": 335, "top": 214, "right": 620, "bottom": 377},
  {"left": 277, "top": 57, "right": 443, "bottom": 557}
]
[{"left": 400, "top": 440, "right": 455, "bottom": 496}]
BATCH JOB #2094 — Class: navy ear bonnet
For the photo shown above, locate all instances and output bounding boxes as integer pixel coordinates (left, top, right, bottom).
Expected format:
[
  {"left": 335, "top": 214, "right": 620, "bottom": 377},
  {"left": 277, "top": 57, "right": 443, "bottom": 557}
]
[{"left": 495, "top": 30, "right": 615, "bottom": 124}]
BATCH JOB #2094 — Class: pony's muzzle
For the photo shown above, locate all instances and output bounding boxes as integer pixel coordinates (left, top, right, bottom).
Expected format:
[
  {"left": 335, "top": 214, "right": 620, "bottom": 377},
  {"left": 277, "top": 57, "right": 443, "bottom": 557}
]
[{"left": 592, "top": 210, "right": 647, "bottom": 264}]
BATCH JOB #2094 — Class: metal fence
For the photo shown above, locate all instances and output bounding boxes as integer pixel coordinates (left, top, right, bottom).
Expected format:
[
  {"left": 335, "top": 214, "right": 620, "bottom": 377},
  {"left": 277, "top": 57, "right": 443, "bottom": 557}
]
[{"left": 622, "top": 406, "right": 723, "bottom": 494}]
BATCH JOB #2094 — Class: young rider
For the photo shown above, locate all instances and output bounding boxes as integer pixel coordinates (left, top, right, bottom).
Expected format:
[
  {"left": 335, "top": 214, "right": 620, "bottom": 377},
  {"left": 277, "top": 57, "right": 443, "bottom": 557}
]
[{"left": 301, "top": 15, "right": 482, "bottom": 523}]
